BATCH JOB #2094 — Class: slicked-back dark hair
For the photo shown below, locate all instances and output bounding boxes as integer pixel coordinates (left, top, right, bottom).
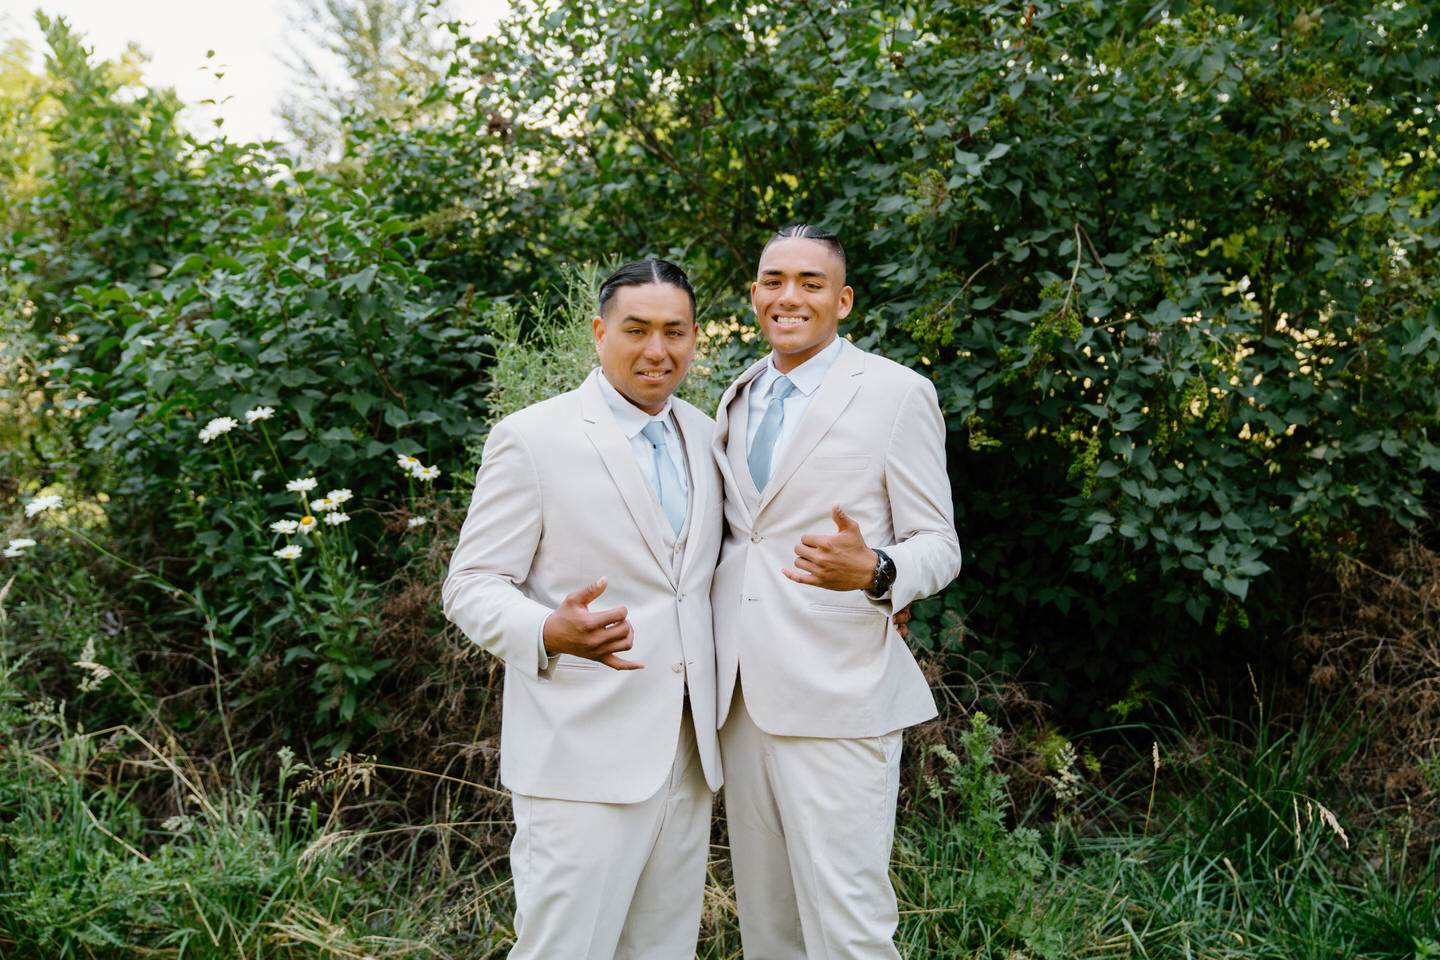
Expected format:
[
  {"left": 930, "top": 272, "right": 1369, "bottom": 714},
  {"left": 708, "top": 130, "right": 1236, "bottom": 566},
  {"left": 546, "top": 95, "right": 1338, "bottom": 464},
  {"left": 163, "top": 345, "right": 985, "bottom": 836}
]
[
  {"left": 763, "top": 224, "right": 848, "bottom": 276},
  {"left": 597, "top": 258, "right": 697, "bottom": 320}
]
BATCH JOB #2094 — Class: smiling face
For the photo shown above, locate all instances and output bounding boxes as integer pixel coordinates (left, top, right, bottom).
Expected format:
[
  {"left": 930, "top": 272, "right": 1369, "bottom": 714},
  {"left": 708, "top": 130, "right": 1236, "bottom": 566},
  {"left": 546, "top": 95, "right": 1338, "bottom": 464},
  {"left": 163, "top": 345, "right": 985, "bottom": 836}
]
[
  {"left": 592, "top": 282, "right": 698, "bottom": 415},
  {"left": 751, "top": 236, "right": 854, "bottom": 373}
]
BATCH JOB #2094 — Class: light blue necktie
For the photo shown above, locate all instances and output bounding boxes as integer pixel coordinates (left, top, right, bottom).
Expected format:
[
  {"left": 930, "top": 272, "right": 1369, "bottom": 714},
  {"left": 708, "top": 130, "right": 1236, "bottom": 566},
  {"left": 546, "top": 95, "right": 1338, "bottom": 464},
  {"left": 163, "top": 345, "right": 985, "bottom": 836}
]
[
  {"left": 748, "top": 375, "right": 795, "bottom": 491},
  {"left": 641, "top": 421, "right": 687, "bottom": 534}
]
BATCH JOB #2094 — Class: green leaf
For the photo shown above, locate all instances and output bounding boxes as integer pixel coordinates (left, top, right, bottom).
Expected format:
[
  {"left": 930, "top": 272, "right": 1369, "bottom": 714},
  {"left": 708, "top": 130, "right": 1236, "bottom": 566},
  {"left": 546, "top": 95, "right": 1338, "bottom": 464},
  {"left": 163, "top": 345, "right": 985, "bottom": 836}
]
[
  {"left": 1185, "top": 595, "right": 1207, "bottom": 623},
  {"left": 170, "top": 253, "right": 206, "bottom": 276},
  {"left": 293, "top": 395, "right": 318, "bottom": 428},
  {"left": 349, "top": 265, "right": 378, "bottom": 294}
]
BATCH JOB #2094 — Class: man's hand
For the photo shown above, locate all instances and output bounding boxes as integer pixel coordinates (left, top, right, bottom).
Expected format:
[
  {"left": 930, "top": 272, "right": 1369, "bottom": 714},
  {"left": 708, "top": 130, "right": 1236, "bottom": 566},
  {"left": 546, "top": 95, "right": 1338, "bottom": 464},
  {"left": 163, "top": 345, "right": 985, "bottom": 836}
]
[
  {"left": 893, "top": 604, "right": 912, "bottom": 639},
  {"left": 783, "top": 504, "right": 877, "bottom": 592},
  {"left": 542, "top": 577, "right": 643, "bottom": 670}
]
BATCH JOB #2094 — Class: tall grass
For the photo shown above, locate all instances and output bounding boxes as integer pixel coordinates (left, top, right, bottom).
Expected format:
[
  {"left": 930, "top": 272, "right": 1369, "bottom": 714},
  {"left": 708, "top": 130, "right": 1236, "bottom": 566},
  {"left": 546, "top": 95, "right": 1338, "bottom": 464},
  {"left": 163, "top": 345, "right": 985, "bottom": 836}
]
[
  {"left": 880, "top": 694, "right": 1439, "bottom": 960},
  {"left": 0, "top": 625, "right": 516, "bottom": 959},
  {"left": 1, "top": 531, "right": 1435, "bottom": 958},
  {"left": 3, "top": 606, "right": 1437, "bottom": 960},
  {"left": 4, "top": 580, "right": 1439, "bottom": 960}
]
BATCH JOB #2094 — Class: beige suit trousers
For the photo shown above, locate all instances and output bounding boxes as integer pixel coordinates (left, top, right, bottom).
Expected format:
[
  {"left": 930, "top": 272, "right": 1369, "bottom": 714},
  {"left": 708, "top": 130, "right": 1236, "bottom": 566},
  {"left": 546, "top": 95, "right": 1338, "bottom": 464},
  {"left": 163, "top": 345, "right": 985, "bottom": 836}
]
[
  {"left": 508, "top": 708, "right": 711, "bottom": 959},
  {"left": 721, "top": 682, "right": 904, "bottom": 960}
]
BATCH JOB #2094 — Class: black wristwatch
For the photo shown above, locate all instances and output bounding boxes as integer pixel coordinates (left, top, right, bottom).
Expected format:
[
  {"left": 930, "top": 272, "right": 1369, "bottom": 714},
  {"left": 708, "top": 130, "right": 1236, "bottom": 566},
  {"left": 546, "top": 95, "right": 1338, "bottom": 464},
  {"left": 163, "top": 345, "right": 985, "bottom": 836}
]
[{"left": 870, "top": 548, "right": 897, "bottom": 594}]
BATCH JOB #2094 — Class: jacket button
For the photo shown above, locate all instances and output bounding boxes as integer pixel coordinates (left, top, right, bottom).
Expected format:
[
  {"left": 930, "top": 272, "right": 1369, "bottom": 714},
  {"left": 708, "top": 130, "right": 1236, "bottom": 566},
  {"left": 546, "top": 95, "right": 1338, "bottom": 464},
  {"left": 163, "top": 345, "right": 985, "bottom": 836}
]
[
  {"left": 671, "top": 662, "right": 684, "bottom": 674},
  {"left": 750, "top": 533, "right": 763, "bottom": 543}
]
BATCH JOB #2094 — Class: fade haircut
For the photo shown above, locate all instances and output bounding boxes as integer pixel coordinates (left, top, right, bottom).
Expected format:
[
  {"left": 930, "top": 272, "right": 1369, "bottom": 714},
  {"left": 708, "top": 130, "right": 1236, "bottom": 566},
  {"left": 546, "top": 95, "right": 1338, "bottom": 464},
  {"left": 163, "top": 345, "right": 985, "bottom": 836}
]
[
  {"left": 597, "top": 258, "right": 697, "bottom": 321},
  {"left": 762, "top": 224, "right": 847, "bottom": 278}
]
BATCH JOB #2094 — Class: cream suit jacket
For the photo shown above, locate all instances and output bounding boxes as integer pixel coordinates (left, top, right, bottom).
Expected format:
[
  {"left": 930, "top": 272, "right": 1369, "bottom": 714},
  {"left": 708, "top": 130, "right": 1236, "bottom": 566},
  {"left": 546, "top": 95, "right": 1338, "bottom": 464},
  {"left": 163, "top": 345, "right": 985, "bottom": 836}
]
[
  {"left": 712, "top": 339, "right": 961, "bottom": 739},
  {"left": 442, "top": 370, "right": 724, "bottom": 803}
]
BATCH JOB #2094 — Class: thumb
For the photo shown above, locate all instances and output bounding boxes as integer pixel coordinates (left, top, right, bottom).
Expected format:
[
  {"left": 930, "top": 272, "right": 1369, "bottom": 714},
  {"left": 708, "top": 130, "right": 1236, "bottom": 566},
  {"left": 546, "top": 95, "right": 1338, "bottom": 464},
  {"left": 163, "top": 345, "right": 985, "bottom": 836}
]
[
  {"left": 833, "top": 503, "right": 857, "bottom": 533},
  {"left": 571, "top": 576, "right": 608, "bottom": 607}
]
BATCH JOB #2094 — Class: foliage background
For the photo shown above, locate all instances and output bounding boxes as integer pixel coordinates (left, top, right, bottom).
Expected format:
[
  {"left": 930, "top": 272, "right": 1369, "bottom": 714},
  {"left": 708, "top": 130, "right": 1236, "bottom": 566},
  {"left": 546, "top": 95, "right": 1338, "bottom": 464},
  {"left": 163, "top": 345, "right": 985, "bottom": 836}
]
[{"left": 1, "top": 0, "right": 1438, "bottom": 957}]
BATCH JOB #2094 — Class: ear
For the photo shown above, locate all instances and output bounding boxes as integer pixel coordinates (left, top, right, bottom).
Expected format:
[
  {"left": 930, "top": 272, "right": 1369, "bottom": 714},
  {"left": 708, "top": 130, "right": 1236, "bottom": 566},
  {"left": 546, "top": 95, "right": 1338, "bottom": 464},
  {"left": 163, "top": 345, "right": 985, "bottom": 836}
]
[
  {"left": 837, "top": 285, "right": 855, "bottom": 321},
  {"left": 592, "top": 314, "right": 606, "bottom": 353},
  {"left": 750, "top": 280, "right": 761, "bottom": 317}
]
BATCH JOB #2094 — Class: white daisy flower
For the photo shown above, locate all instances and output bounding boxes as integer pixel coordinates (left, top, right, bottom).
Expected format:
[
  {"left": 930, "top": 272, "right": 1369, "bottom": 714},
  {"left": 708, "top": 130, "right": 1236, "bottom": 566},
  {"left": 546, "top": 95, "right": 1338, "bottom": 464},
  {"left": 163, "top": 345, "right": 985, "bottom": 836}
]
[
  {"left": 416, "top": 465, "right": 441, "bottom": 481},
  {"left": 2, "top": 547, "right": 22, "bottom": 558},
  {"left": 323, "top": 512, "right": 350, "bottom": 526},
  {"left": 245, "top": 406, "right": 275, "bottom": 424},
  {"left": 396, "top": 455, "right": 422, "bottom": 475},
  {"left": 407, "top": 516, "right": 428, "bottom": 528},
  {"left": 286, "top": 477, "right": 318, "bottom": 493},
  {"left": 8, "top": 538, "right": 36, "bottom": 550},
  {"left": 297, "top": 516, "right": 317, "bottom": 534},
  {"left": 311, "top": 497, "right": 337, "bottom": 513},
  {"left": 25, "top": 494, "right": 63, "bottom": 517},
  {"left": 326, "top": 488, "right": 353, "bottom": 504},
  {"left": 273, "top": 545, "right": 303, "bottom": 559},
  {"left": 269, "top": 519, "right": 299, "bottom": 535},
  {"left": 199, "top": 416, "right": 239, "bottom": 443}
]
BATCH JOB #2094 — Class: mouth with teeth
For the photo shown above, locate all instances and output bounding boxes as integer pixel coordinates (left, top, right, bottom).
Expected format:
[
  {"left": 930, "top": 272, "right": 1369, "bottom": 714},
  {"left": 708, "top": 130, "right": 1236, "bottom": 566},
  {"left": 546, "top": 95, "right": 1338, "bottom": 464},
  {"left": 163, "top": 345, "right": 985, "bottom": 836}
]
[
  {"left": 771, "top": 315, "right": 808, "bottom": 328},
  {"left": 637, "top": 370, "right": 671, "bottom": 382}
]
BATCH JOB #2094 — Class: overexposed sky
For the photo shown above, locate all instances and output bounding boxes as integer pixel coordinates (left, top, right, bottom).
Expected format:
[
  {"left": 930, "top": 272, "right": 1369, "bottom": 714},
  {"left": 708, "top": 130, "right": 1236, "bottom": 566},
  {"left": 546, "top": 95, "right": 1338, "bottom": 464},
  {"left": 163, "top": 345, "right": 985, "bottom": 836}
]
[{"left": 0, "top": 0, "right": 511, "bottom": 144}]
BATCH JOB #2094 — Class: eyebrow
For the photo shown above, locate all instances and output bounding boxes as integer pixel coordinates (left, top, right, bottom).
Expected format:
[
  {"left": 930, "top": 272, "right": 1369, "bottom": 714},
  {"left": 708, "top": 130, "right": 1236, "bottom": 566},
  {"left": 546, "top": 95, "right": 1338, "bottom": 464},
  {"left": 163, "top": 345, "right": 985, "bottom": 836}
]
[
  {"left": 759, "top": 268, "right": 829, "bottom": 279},
  {"left": 619, "top": 315, "right": 693, "bottom": 326}
]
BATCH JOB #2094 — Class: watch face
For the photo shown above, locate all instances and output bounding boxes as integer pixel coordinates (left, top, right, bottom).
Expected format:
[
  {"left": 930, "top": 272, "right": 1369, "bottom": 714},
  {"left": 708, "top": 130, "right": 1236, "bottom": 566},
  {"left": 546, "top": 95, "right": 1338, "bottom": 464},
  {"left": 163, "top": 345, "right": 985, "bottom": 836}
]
[{"left": 874, "top": 551, "right": 896, "bottom": 591}]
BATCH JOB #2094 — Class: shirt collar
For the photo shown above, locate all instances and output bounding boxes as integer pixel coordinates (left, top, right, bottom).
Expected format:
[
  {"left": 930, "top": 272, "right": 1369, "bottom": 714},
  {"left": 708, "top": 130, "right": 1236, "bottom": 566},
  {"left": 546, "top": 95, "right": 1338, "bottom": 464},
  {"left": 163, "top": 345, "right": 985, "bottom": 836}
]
[
  {"left": 760, "top": 336, "right": 844, "bottom": 398},
  {"left": 596, "top": 369, "right": 674, "bottom": 440}
]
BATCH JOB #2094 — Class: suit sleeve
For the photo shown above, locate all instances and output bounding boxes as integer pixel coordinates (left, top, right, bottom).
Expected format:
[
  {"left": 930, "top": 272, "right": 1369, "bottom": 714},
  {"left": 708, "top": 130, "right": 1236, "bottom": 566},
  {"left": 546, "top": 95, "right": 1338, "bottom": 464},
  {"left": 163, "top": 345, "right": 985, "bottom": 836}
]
[
  {"left": 879, "top": 376, "right": 962, "bottom": 611},
  {"left": 441, "top": 418, "right": 555, "bottom": 679}
]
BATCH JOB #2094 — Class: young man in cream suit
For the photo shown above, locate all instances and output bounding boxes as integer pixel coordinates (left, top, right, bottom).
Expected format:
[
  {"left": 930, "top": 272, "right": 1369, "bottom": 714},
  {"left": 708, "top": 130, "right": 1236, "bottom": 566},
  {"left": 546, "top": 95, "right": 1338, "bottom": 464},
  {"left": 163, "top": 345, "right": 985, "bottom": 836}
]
[
  {"left": 443, "top": 259, "right": 723, "bottom": 959},
  {"left": 712, "top": 225, "right": 962, "bottom": 959}
]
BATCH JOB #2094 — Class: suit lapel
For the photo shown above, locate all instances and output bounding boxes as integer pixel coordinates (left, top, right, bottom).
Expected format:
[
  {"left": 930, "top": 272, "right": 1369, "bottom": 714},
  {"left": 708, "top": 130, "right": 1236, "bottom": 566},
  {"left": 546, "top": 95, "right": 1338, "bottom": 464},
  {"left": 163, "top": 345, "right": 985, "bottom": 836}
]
[
  {"left": 714, "top": 358, "right": 767, "bottom": 521},
  {"left": 673, "top": 403, "right": 714, "bottom": 581},
  {"left": 758, "top": 340, "right": 865, "bottom": 511},
  {"left": 578, "top": 373, "right": 674, "bottom": 581}
]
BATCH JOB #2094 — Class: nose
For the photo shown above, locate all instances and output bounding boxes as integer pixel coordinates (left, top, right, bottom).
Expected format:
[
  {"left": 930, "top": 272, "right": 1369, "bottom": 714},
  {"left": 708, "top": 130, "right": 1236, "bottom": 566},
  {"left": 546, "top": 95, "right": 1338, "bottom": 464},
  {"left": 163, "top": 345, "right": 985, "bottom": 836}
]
[
  {"left": 642, "top": 330, "right": 667, "bottom": 359},
  {"left": 777, "top": 280, "right": 802, "bottom": 309}
]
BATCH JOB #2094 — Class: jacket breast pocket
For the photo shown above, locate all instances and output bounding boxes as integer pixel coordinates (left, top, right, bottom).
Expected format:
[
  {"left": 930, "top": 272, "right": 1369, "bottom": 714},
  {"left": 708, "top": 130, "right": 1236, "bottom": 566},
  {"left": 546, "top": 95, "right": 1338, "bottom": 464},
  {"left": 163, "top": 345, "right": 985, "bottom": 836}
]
[
  {"left": 808, "top": 599, "right": 881, "bottom": 619},
  {"left": 553, "top": 656, "right": 604, "bottom": 671}
]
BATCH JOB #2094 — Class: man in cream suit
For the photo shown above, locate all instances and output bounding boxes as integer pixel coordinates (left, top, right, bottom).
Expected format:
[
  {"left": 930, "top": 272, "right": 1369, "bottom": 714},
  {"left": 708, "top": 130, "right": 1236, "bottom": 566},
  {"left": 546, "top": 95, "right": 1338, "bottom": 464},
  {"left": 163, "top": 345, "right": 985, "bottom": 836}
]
[
  {"left": 712, "top": 225, "right": 961, "bottom": 959},
  {"left": 443, "top": 259, "right": 723, "bottom": 959}
]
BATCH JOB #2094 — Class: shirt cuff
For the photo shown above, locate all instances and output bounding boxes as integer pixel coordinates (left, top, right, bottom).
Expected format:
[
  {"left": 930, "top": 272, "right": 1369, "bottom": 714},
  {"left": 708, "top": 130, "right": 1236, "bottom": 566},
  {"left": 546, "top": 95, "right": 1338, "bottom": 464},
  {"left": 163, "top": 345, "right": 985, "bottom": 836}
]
[{"left": 537, "top": 618, "right": 554, "bottom": 671}]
